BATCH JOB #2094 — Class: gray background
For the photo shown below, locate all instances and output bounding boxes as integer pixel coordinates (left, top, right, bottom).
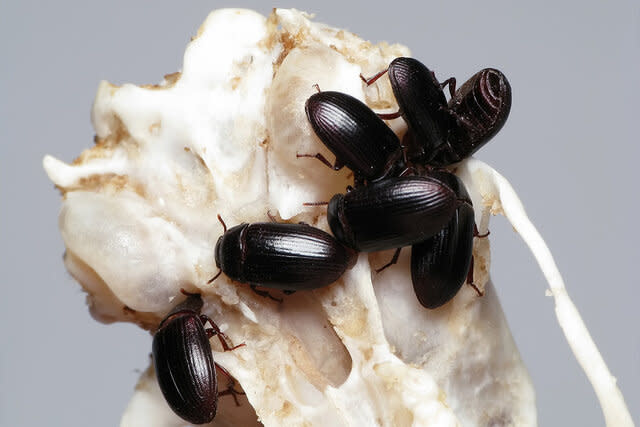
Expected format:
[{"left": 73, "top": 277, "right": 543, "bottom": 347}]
[{"left": 1, "top": 1, "right": 638, "bottom": 426}]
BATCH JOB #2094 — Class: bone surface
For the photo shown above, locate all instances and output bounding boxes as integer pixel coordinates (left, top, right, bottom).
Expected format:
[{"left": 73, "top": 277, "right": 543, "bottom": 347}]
[{"left": 43, "top": 8, "right": 632, "bottom": 427}]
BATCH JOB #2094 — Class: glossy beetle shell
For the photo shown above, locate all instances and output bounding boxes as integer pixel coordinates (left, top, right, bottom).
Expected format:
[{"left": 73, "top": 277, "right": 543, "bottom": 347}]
[
  {"left": 387, "top": 57, "right": 452, "bottom": 157},
  {"left": 152, "top": 296, "right": 218, "bottom": 425},
  {"left": 305, "top": 91, "right": 403, "bottom": 181},
  {"left": 424, "top": 170, "right": 472, "bottom": 205},
  {"left": 411, "top": 172, "right": 475, "bottom": 309},
  {"left": 327, "top": 175, "right": 457, "bottom": 252},
  {"left": 430, "top": 68, "right": 511, "bottom": 166},
  {"left": 215, "top": 222, "right": 357, "bottom": 290}
]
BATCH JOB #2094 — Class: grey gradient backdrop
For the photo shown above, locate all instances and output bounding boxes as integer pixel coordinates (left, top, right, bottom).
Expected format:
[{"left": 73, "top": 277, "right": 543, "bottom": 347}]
[{"left": 1, "top": 1, "right": 638, "bottom": 426}]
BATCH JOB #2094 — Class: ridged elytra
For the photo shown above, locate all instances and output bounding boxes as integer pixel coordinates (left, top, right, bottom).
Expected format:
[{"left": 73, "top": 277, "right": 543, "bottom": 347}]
[{"left": 152, "top": 292, "right": 243, "bottom": 424}]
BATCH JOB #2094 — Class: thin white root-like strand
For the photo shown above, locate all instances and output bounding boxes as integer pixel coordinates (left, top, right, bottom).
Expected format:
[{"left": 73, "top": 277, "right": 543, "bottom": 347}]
[{"left": 459, "top": 159, "right": 633, "bottom": 427}]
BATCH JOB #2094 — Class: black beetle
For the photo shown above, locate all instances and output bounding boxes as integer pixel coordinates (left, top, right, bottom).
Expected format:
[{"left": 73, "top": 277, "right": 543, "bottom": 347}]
[
  {"left": 327, "top": 175, "right": 458, "bottom": 252},
  {"left": 152, "top": 292, "right": 242, "bottom": 424},
  {"left": 362, "top": 58, "right": 511, "bottom": 166},
  {"left": 430, "top": 68, "right": 511, "bottom": 166},
  {"left": 361, "top": 57, "right": 453, "bottom": 160},
  {"left": 410, "top": 172, "right": 476, "bottom": 309},
  {"left": 302, "top": 90, "right": 404, "bottom": 184},
  {"left": 213, "top": 219, "right": 357, "bottom": 291}
]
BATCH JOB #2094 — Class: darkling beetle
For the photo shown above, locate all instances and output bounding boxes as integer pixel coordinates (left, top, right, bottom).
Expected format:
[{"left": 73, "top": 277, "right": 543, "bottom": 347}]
[
  {"left": 152, "top": 291, "right": 243, "bottom": 425},
  {"left": 430, "top": 67, "right": 512, "bottom": 166},
  {"left": 301, "top": 90, "right": 405, "bottom": 185},
  {"left": 326, "top": 174, "right": 458, "bottom": 253},
  {"left": 212, "top": 216, "right": 357, "bottom": 293},
  {"left": 410, "top": 171, "right": 478, "bottom": 309},
  {"left": 362, "top": 57, "right": 453, "bottom": 160},
  {"left": 361, "top": 57, "right": 511, "bottom": 166}
]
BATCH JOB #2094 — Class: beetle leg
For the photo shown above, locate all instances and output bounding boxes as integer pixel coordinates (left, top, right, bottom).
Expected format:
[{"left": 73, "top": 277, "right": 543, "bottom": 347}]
[
  {"left": 455, "top": 198, "right": 474, "bottom": 211},
  {"left": 465, "top": 256, "right": 484, "bottom": 296},
  {"left": 381, "top": 149, "right": 405, "bottom": 178},
  {"left": 398, "top": 166, "right": 418, "bottom": 177},
  {"left": 374, "top": 247, "right": 402, "bottom": 273},
  {"left": 467, "top": 282, "right": 484, "bottom": 297},
  {"left": 296, "top": 152, "right": 344, "bottom": 171},
  {"left": 439, "top": 77, "right": 456, "bottom": 98},
  {"left": 267, "top": 210, "right": 278, "bottom": 223},
  {"left": 201, "top": 315, "right": 246, "bottom": 351},
  {"left": 400, "top": 145, "right": 408, "bottom": 165},
  {"left": 123, "top": 305, "right": 136, "bottom": 315},
  {"left": 180, "top": 288, "right": 200, "bottom": 297},
  {"left": 217, "top": 387, "right": 244, "bottom": 406},
  {"left": 401, "top": 130, "right": 428, "bottom": 162},
  {"left": 360, "top": 67, "right": 389, "bottom": 86},
  {"left": 473, "top": 223, "right": 490, "bottom": 238},
  {"left": 215, "top": 364, "right": 246, "bottom": 406},
  {"left": 249, "top": 285, "right": 283, "bottom": 303},
  {"left": 376, "top": 111, "right": 403, "bottom": 120},
  {"left": 207, "top": 269, "right": 222, "bottom": 284},
  {"left": 429, "top": 140, "right": 461, "bottom": 164},
  {"left": 353, "top": 175, "right": 365, "bottom": 189}
]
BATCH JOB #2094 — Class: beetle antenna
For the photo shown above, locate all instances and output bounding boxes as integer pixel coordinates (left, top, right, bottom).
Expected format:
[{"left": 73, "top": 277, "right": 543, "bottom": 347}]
[
  {"left": 303, "top": 201, "right": 328, "bottom": 206},
  {"left": 312, "top": 83, "right": 321, "bottom": 93},
  {"left": 217, "top": 214, "right": 227, "bottom": 233}
]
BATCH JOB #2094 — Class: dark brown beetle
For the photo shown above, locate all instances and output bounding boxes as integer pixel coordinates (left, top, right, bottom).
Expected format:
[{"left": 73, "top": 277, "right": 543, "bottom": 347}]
[
  {"left": 363, "top": 58, "right": 511, "bottom": 166},
  {"left": 361, "top": 57, "right": 454, "bottom": 161},
  {"left": 410, "top": 172, "right": 476, "bottom": 308},
  {"left": 302, "top": 90, "right": 404, "bottom": 185},
  {"left": 152, "top": 292, "right": 242, "bottom": 424},
  {"left": 430, "top": 68, "right": 512, "bottom": 166},
  {"left": 327, "top": 175, "right": 457, "bottom": 252},
  {"left": 213, "top": 219, "right": 357, "bottom": 291}
]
